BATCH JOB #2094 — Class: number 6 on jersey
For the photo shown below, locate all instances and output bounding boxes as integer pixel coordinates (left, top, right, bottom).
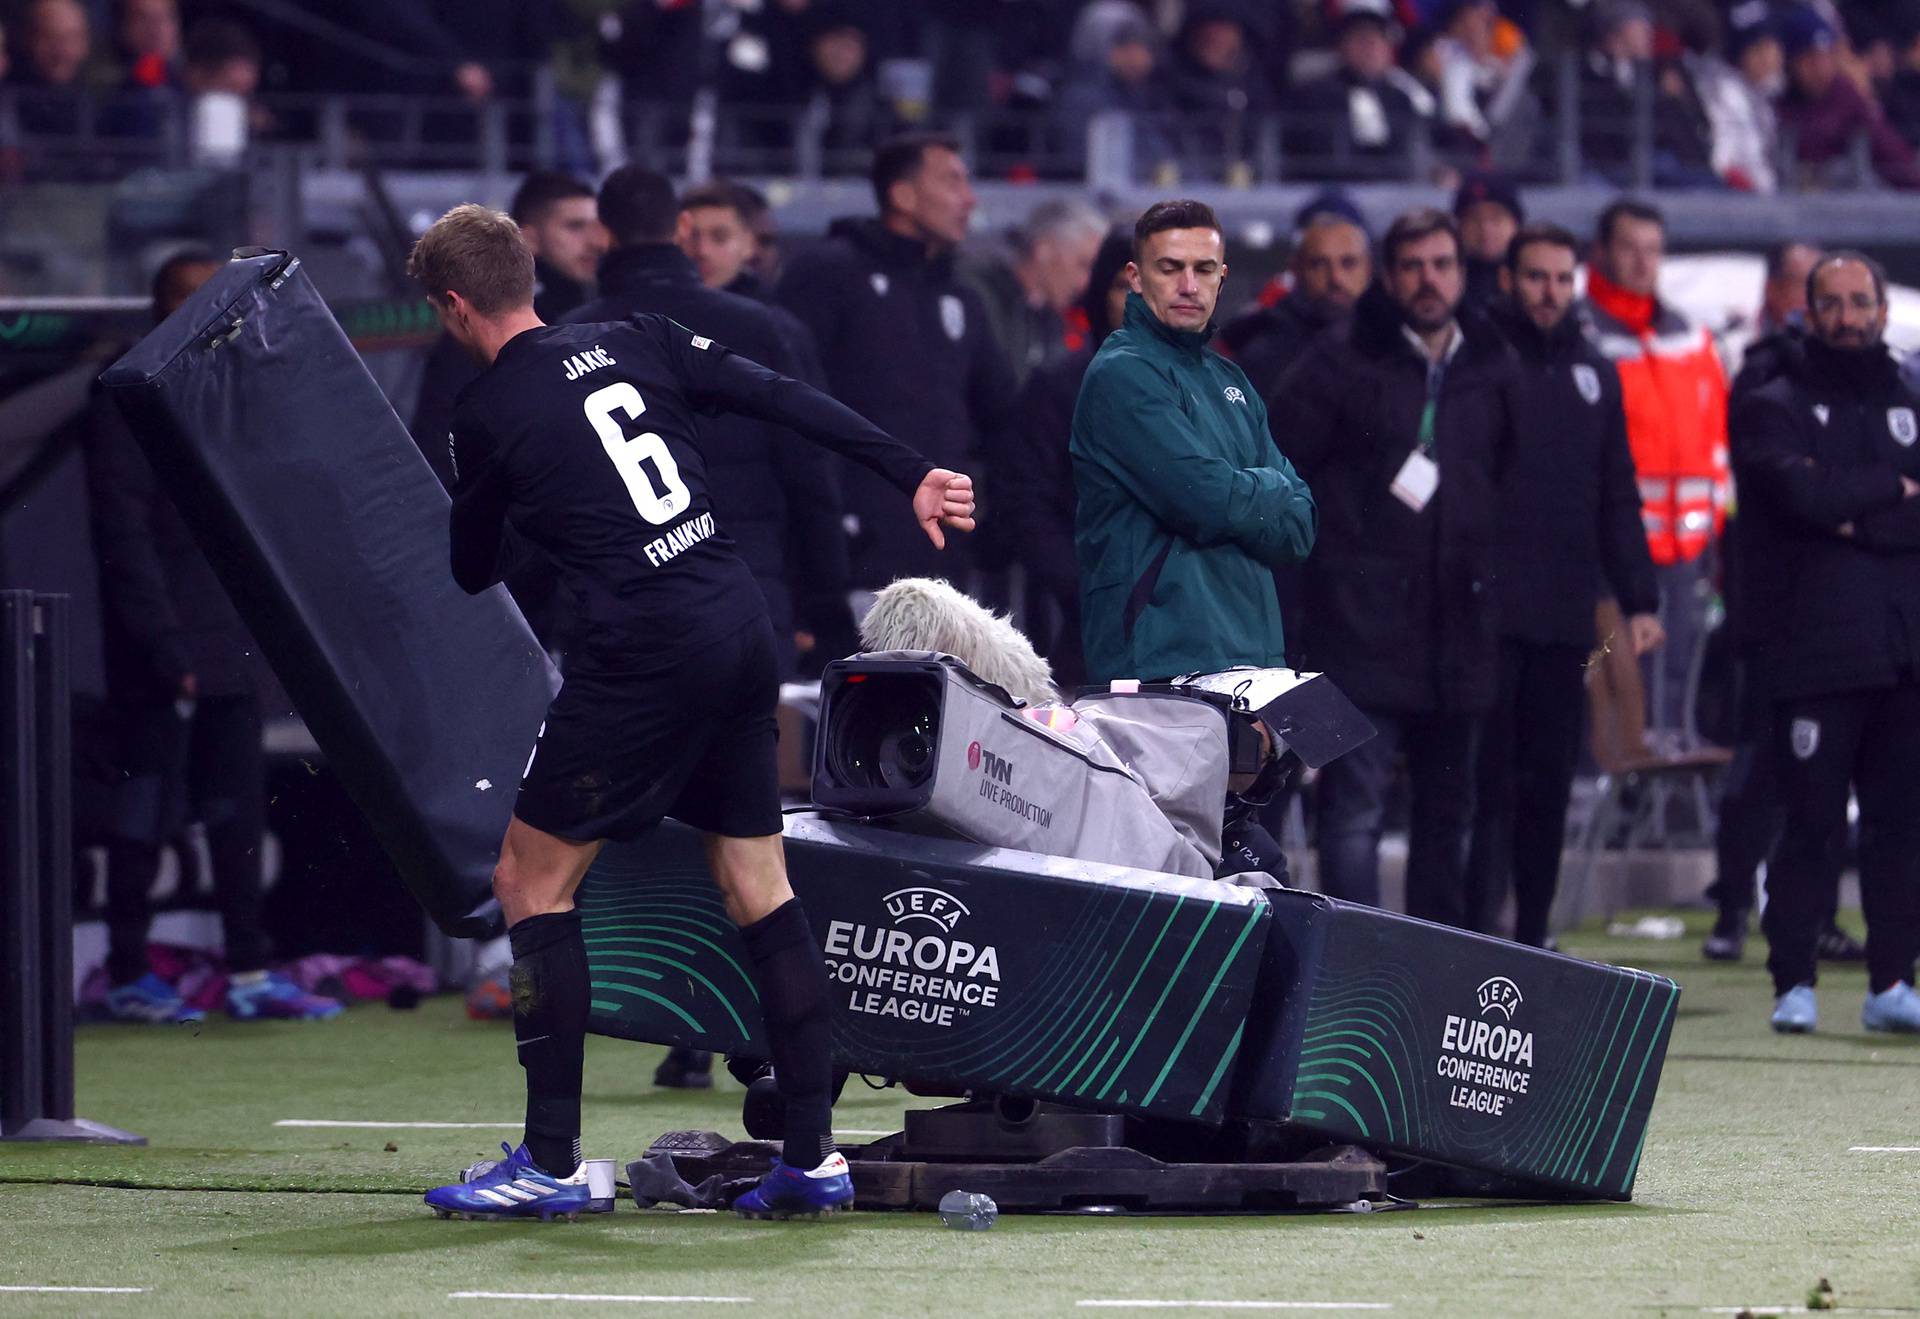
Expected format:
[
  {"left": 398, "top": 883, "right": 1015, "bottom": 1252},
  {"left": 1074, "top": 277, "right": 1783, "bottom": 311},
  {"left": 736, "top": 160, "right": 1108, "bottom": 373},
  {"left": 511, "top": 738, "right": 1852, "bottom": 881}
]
[{"left": 583, "top": 381, "right": 692, "bottom": 525}]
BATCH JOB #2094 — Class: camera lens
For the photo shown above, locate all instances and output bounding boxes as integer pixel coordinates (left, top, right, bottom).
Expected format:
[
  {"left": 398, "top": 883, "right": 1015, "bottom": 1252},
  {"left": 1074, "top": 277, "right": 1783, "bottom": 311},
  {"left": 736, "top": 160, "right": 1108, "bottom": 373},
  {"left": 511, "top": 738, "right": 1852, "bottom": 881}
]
[
  {"left": 878, "top": 720, "right": 935, "bottom": 789},
  {"left": 824, "top": 674, "right": 941, "bottom": 797}
]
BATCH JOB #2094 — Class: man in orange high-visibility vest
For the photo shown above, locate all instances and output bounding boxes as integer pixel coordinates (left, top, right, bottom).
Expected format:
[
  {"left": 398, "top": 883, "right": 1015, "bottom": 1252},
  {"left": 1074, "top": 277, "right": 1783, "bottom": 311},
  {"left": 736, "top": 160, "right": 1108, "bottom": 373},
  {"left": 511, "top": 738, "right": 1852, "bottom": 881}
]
[{"left": 1580, "top": 198, "right": 1729, "bottom": 734}]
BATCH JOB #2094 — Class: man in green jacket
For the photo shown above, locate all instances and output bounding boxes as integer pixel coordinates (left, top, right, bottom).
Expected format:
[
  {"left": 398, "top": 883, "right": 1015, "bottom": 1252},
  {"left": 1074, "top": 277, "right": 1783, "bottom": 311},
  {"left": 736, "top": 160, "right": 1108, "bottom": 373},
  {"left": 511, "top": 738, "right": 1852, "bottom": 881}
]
[{"left": 1071, "top": 199, "right": 1317, "bottom": 683}]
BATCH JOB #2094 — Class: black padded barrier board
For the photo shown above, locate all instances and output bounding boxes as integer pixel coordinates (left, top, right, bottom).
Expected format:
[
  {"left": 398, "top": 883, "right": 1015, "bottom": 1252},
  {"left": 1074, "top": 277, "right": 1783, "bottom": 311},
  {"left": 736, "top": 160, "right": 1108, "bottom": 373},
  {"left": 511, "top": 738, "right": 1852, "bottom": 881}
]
[{"left": 100, "top": 251, "right": 557, "bottom": 936}]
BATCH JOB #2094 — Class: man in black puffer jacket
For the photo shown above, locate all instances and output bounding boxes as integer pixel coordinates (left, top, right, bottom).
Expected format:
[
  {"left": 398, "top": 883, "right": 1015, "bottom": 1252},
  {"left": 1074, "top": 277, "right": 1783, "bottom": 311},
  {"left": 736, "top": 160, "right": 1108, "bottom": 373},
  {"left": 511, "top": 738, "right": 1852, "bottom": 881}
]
[
  {"left": 774, "top": 132, "right": 1015, "bottom": 589},
  {"left": 1465, "top": 223, "right": 1661, "bottom": 948},
  {"left": 1275, "top": 208, "right": 1518, "bottom": 928},
  {"left": 1734, "top": 251, "right": 1920, "bottom": 1036}
]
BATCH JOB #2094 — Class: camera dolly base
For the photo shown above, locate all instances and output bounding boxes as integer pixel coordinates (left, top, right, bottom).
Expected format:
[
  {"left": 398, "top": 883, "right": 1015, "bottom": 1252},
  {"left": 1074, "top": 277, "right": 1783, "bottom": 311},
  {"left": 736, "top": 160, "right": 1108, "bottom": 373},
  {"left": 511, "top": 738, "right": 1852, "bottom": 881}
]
[{"left": 641, "top": 1098, "right": 1389, "bottom": 1214}]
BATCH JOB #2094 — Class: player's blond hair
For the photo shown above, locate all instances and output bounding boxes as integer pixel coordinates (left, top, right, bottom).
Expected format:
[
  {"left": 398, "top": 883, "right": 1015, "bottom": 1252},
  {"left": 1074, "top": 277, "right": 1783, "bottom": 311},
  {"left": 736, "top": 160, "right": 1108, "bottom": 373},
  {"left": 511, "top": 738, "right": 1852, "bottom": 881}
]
[{"left": 406, "top": 204, "right": 534, "bottom": 315}]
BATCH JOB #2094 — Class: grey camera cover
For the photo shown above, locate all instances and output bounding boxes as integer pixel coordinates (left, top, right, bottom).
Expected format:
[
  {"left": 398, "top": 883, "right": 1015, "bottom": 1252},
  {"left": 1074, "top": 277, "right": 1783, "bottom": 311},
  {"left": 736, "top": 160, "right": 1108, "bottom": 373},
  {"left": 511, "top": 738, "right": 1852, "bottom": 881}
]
[{"left": 854, "top": 651, "right": 1213, "bottom": 878}]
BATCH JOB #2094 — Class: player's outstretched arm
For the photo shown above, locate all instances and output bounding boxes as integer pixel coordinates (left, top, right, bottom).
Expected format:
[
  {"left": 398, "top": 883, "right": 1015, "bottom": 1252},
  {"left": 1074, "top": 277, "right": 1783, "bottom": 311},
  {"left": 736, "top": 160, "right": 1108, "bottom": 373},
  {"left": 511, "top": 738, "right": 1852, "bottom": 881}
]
[
  {"left": 655, "top": 317, "right": 934, "bottom": 497},
  {"left": 913, "top": 469, "right": 976, "bottom": 550}
]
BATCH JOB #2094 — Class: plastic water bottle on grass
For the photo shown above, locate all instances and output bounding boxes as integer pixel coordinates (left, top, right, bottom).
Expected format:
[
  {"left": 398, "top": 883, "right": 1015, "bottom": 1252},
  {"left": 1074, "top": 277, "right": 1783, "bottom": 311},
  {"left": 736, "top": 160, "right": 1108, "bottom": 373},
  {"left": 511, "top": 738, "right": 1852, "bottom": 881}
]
[{"left": 938, "top": 1190, "right": 997, "bottom": 1230}]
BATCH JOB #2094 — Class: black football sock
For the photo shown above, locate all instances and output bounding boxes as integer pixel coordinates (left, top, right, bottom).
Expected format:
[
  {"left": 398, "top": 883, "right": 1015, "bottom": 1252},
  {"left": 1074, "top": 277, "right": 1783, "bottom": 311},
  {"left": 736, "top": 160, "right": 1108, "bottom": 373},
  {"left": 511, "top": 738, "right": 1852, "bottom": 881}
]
[
  {"left": 507, "top": 909, "right": 589, "bottom": 1178},
  {"left": 740, "top": 898, "right": 838, "bottom": 1169}
]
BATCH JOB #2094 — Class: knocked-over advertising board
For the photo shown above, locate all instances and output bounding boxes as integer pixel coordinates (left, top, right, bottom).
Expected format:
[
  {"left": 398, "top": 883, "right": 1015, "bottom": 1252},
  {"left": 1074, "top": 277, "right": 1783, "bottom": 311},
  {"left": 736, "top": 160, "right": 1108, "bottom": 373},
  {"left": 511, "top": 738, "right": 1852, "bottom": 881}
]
[{"left": 581, "top": 818, "right": 1678, "bottom": 1198}]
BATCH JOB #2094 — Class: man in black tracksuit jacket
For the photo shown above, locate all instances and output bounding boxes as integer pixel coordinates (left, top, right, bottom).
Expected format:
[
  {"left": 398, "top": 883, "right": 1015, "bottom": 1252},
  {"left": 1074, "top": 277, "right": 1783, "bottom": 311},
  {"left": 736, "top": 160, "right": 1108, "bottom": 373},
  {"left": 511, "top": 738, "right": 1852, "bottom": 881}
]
[
  {"left": 567, "top": 167, "right": 853, "bottom": 684},
  {"left": 775, "top": 133, "right": 1015, "bottom": 589},
  {"left": 1733, "top": 252, "right": 1920, "bottom": 1034},
  {"left": 1275, "top": 210, "right": 1517, "bottom": 928},
  {"left": 1703, "top": 314, "right": 1860, "bottom": 964},
  {"left": 1464, "top": 225, "right": 1661, "bottom": 947}
]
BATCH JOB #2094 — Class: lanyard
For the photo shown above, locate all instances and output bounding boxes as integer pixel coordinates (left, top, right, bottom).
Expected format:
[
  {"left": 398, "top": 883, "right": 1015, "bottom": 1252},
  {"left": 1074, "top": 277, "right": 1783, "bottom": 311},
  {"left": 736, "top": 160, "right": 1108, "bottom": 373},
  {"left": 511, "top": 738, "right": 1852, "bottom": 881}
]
[{"left": 1416, "top": 359, "right": 1445, "bottom": 456}]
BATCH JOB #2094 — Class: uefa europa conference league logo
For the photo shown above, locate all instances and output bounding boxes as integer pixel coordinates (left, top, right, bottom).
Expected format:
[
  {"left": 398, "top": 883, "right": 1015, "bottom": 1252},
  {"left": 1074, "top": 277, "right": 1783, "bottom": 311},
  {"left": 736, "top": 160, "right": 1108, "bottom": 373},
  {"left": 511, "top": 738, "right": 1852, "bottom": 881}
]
[
  {"left": 822, "top": 887, "right": 1003, "bottom": 1028},
  {"left": 1436, "top": 976, "right": 1536, "bottom": 1118}
]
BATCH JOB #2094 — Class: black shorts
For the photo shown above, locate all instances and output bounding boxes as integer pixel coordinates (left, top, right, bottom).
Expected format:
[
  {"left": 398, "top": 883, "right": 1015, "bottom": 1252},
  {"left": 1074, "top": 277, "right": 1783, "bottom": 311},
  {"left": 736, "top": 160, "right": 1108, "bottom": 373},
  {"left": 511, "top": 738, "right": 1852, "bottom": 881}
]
[{"left": 513, "top": 616, "right": 783, "bottom": 843}]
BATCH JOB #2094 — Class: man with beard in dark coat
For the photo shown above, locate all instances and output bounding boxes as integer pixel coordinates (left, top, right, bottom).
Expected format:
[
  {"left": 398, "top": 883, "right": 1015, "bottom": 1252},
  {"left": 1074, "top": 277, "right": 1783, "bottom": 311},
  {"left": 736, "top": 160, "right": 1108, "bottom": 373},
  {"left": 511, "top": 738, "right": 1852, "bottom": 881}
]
[
  {"left": 775, "top": 132, "right": 1016, "bottom": 590},
  {"left": 1219, "top": 199, "right": 1371, "bottom": 671},
  {"left": 1275, "top": 208, "right": 1518, "bottom": 927},
  {"left": 1735, "top": 252, "right": 1920, "bottom": 1035},
  {"left": 994, "top": 229, "right": 1134, "bottom": 689},
  {"left": 1705, "top": 239, "right": 1864, "bottom": 966},
  {"left": 1465, "top": 223, "right": 1661, "bottom": 947},
  {"left": 1219, "top": 205, "right": 1372, "bottom": 403},
  {"left": 565, "top": 166, "right": 854, "bottom": 1089}
]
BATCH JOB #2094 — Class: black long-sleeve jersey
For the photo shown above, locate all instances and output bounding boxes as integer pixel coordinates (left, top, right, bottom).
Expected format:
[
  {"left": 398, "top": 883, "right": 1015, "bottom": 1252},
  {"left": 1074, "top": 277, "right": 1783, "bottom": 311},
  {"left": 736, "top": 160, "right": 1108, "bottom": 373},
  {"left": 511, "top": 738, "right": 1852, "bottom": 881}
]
[{"left": 448, "top": 314, "right": 933, "bottom": 658}]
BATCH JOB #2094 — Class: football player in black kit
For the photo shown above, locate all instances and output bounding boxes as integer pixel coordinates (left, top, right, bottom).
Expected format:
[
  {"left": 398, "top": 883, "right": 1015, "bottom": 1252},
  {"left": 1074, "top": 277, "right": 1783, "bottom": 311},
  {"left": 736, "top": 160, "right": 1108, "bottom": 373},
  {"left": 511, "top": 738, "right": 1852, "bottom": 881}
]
[{"left": 408, "top": 204, "right": 976, "bottom": 1221}]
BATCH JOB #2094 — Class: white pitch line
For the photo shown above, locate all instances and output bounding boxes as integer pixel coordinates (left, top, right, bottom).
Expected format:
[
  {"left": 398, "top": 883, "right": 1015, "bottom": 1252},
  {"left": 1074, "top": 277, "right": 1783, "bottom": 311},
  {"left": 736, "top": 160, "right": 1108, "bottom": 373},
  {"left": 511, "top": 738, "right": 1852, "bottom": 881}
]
[
  {"left": 449, "top": 1292, "right": 751, "bottom": 1305},
  {"left": 0, "top": 1286, "right": 147, "bottom": 1295},
  {"left": 1075, "top": 1305, "right": 1390, "bottom": 1313},
  {"left": 276, "top": 1120, "right": 522, "bottom": 1130},
  {"left": 1849, "top": 1145, "right": 1920, "bottom": 1152}
]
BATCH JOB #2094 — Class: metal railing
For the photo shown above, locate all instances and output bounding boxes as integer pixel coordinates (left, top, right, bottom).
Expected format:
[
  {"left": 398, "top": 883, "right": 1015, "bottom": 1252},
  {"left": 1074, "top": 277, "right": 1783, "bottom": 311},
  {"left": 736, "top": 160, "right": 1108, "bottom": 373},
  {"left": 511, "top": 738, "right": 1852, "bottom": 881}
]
[{"left": 0, "top": 56, "right": 1895, "bottom": 193}]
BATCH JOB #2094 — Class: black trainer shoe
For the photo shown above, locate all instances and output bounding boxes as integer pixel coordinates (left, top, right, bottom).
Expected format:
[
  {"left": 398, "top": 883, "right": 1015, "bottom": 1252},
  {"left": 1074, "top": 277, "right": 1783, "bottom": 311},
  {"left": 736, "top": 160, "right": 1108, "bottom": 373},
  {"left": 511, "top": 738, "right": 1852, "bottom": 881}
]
[
  {"left": 1702, "top": 909, "right": 1748, "bottom": 961},
  {"left": 1816, "top": 923, "right": 1867, "bottom": 962},
  {"left": 653, "top": 1046, "right": 714, "bottom": 1089}
]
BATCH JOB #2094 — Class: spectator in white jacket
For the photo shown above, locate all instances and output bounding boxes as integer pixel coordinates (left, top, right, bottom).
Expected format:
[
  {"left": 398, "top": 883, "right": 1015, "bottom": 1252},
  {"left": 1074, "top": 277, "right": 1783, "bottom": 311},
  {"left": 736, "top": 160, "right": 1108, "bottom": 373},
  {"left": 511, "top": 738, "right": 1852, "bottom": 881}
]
[{"left": 1695, "top": 16, "right": 1784, "bottom": 192}]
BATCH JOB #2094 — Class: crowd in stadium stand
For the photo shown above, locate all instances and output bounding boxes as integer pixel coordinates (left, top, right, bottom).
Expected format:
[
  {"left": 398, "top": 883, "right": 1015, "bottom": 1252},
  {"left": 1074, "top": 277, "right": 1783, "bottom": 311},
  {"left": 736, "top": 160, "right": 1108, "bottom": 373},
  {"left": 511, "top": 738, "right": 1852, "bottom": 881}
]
[{"left": 7, "top": 0, "right": 1920, "bottom": 187}]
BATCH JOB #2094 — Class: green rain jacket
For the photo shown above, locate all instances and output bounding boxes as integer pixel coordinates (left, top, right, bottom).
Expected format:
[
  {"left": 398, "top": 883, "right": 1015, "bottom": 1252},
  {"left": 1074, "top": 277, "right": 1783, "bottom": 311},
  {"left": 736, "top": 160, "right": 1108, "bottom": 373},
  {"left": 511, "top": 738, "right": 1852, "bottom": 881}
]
[{"left": 1070, "top": 292, "right": 1317, "bottom": 682}]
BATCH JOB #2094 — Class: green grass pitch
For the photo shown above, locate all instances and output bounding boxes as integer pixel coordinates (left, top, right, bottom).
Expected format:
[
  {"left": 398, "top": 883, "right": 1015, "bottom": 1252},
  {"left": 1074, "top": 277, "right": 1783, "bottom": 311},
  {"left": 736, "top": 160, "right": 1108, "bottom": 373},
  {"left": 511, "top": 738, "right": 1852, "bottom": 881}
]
[{"left": 2, "top": 912, "right": 1917, "bottom": 1317}]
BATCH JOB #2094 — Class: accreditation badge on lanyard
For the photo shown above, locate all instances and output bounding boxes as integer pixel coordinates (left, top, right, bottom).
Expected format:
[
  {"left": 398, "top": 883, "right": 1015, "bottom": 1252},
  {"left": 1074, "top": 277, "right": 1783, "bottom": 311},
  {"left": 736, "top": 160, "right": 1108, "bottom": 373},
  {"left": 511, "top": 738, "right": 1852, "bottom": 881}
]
[{"left": 1391, "top": 359, "right": 1444, "bottom": 512}]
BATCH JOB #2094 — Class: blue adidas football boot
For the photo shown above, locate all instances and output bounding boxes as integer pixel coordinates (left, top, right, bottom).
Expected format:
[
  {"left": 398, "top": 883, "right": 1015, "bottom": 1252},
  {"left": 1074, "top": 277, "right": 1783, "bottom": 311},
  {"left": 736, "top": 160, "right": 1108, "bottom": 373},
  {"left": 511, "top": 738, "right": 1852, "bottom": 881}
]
[
  {"left": 1862, "top": 982, "right": 1920, "bottom": 1033},
  {"left": 425, "top": 1143, "right": 591, "bottom": 1221},
  {"left": 732, "top": 1152, "right": 854, "bottom": 1220}
]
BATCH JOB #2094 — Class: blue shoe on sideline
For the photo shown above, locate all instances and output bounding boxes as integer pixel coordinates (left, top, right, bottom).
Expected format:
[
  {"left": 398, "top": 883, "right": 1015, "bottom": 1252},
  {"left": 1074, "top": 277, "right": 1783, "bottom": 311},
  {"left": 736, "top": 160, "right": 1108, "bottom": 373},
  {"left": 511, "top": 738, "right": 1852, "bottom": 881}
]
[
  {"left": 226, "top": 971, "right": 343, "bottom": 1021},
  {"left": 1862, "top": 982, "right": 1920, "bottom": 1033},
  {"left": 105, "top": 973, "right": 205, "bottom": 1024},
  {"left": 1771, "top": 984, "right": 1817, "bottom": 1033},
  {"left": 732, "top": 1152, "right": 854, "bottom": 1220},
  {"left": 426, "top": 1143, "right": 591, "bottom": 1221}
]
